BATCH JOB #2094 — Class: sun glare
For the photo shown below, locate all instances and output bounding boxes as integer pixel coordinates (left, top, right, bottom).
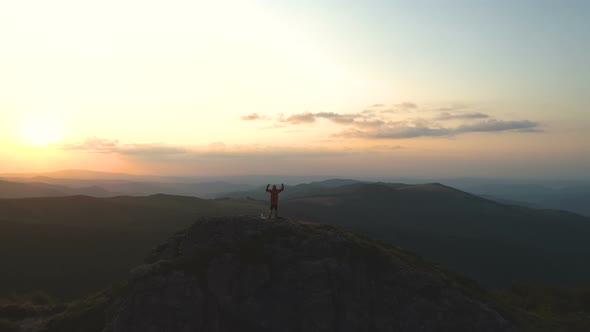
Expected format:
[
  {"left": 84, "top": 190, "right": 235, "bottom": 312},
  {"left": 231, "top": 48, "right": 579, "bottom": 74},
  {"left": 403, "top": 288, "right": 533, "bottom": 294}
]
[{"left": 19, "top": 115, "right": 66, "bottom": 147}]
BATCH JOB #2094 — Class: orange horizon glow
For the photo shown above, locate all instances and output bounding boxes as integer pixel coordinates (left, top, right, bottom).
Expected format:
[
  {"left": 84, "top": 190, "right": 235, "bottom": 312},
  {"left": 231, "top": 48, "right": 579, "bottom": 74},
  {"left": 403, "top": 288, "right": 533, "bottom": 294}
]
[{"left": 0, "top": 1, "right": 588, "bottom": 178}]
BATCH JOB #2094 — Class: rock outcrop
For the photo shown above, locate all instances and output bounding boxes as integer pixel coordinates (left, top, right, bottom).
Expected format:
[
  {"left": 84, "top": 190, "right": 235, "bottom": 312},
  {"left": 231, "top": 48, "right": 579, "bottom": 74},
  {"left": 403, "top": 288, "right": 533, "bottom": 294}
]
[{"left": 109, "top": 216, "right": 517, "bottom": 332}]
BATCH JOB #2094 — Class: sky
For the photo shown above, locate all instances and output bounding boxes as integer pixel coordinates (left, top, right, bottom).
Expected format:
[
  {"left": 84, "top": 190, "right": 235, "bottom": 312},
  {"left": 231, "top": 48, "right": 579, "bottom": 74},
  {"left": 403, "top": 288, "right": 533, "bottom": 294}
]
[{"left": 1, "top": 0, "right": 589, "bottom": 178}]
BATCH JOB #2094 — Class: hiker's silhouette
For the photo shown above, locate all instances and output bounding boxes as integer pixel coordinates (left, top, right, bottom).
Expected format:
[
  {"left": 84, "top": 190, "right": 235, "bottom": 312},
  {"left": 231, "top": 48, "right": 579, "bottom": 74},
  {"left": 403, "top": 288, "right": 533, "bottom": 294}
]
[{"left": 265, "top": 184, "right": 284, "bottom": 219}]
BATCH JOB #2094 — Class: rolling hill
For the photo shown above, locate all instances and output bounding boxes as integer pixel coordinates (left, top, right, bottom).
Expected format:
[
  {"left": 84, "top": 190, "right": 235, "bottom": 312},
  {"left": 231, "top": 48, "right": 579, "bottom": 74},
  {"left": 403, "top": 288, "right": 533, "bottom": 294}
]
[
  {"left": 219, "top": 178, "right": 363, "bottom": 200},
  {"left": 41, "top": 216, "right": 518, "bottom": 332},
  {"left": 0, "top": 179, "right": 114, "bottom": 198},
  {"left": 460, "top": 183, "right": 590, "bottom": 217},
  {"left": 278, "top": 182, "right": 590, "bottom": 287},
  {"left": 2, "top": 176, "right": 255, "bottom": 198},
  {"left": 0, "top": 180, "right": 65, "bottom": 198},
  {"left": 0, "top": 195, "right": 265, "bottom": 298}
]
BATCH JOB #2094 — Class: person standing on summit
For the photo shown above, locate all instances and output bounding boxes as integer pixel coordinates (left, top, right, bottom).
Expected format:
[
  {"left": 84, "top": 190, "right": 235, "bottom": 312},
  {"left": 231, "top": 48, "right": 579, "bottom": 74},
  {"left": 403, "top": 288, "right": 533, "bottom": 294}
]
[{"left": 266, "top": 184, "right": 284, "bottom": 219}]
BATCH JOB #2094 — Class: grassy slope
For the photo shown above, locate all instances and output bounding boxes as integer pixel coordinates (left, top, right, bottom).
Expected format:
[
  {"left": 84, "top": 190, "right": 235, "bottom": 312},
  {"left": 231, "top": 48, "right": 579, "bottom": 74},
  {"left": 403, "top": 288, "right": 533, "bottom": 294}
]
[
  {"left": 280, "top": 183, "right": 590, "bottom": 287},
  {"left": 0, "top": 195, "right": 264, "bottom": 299},
  {"left": 0, "top": 194, "right": 264, "bottom": 231},
  {"left": 38, "top": 220, "right": 590, "bottom": 332}
]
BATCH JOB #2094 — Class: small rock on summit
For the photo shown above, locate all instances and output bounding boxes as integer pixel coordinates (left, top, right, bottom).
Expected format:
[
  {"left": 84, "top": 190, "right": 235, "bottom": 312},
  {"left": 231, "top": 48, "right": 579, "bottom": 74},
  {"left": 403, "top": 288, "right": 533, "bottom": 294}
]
[{"left": 110, "top": 216, "right": 517, "bottom": 332}]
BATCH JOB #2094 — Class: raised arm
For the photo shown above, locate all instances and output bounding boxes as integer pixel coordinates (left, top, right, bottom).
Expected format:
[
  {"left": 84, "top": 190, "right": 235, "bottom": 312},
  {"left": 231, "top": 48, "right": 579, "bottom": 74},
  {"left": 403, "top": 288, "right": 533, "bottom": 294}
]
[
  {"left": 265, "top": 184, "right": 271, "bottom": 192},
  {"left": 279, "top": 184, "right": 285, "bottom": 192}
]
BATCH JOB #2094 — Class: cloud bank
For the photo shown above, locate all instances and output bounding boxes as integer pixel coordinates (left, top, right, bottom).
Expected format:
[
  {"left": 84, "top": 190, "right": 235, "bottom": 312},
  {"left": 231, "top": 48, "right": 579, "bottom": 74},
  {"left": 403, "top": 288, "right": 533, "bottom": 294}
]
[
  {"left": 242, "top": 103, "right": 542, "bottom": 139},
  {"left": 63, "top": 137, "right": 187, "bottom": 157},
  {"left": 241, "top": 113, "right": 264, "bottom": 121},
  {"left": 62, "top": 138, "right": 358, "bottom": 161}
]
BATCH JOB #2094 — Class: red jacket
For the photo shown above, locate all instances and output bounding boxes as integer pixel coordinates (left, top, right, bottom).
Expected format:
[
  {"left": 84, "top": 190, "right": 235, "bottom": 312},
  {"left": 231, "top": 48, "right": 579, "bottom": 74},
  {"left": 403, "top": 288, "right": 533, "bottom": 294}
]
[{"left": 266, "top": 184, "right": 284, "bottom": 204}]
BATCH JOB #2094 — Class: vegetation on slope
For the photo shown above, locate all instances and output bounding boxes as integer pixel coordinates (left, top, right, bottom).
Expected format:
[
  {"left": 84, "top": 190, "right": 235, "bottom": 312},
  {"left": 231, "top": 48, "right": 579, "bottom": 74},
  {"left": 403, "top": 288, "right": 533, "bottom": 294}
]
[
  {"left": 280, "top": 182, "right": 590, "bottom": 286},
  {"left": 0, "top": 195, "right": 265, "bottom": 299}
]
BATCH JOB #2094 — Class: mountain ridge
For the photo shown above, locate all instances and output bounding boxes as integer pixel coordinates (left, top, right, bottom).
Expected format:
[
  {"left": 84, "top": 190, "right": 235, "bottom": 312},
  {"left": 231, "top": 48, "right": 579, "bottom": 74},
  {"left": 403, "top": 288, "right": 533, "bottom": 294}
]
[
  {"left": 279, "top": 181, "right": 590, "bottom": 286},
  {"left": 44, "top": 216, "right": 518, "bottom": 332}
]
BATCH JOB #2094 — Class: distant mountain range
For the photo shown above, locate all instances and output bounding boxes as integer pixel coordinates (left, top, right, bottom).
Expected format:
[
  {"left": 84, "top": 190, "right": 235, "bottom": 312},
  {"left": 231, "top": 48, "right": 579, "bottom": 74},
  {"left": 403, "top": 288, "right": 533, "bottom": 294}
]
[
  {"left": 0, "top": 179, "right": 114, "bottom": 198},
  {"left": 0, "top": 169, "right": 179, "bottom": 181},
  {"left": 0, "top": 177, "right": 255, "bottom": 198},
  {"left": 220, "top": 178, "right": 365, "bottom": 201},
  {"left": 456, "top": 182, "right": 590, "bottom": 217},
  {"left": 2, "top": 170, "right": 588, "bottom": 217}
]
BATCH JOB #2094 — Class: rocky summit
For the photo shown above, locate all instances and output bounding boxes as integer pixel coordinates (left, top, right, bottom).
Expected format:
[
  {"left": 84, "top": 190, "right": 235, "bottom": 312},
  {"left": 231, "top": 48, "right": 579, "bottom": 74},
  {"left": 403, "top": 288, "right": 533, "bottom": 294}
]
[{"left": 109, "top": 216, "right": 517, "bottom": 332}]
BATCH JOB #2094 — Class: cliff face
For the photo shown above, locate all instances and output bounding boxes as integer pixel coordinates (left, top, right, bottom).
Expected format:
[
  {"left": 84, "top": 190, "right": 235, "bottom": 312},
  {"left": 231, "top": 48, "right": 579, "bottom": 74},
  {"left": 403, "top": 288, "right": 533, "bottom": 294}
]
[{"left": 110, "top": 216, "right": 517, "bottom": 332}]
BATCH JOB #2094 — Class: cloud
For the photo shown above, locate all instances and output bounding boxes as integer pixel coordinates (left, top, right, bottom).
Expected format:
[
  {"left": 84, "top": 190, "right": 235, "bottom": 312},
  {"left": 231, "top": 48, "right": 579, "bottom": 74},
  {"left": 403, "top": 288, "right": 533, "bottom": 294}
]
[
  {"left": 62, "top": 138, "right": 359, "bottom": 161},
  {"left": 353, "top": 120, "right": 386, "bottom": 128},
  {"left": 360, "top": 109, "right": 378, "bottom": 116},
  {"left": 455, "top": 120, "right": 539, "bottom": 133},
  {"left": 376, "top": 127, "right": 451, "bottom": 139},
  {"left": 359, "top": 124, "right": 451, "bottom": 139},
  {"left": 63, "top": 138, "right": 186, "bottom": 157},
  {"left": 240, "top": 102, "right": 542, "bottom": 140},
  {"left": 282, "top": 112, "right": 317, "bottom": 124},
  {"left": 116, "top": 145, "right": 187, "bottom": 156},
  {"left": 62, "top": 137, "right": 119, "bottom": 151},
  {"left": 436, "top": 112, "right": 490, "bottom": 121},
  {"left": 241, "top": 113, "right": 264, "bottom": 121},
  {"left": 279, "top": 111, "right": 385, "bottom": 127},
  {"left": 340, "top": 119, "right": 541, "bottom": 139},
  {"left": 315, "top": 112, "right": 356, "bottom": 124}
]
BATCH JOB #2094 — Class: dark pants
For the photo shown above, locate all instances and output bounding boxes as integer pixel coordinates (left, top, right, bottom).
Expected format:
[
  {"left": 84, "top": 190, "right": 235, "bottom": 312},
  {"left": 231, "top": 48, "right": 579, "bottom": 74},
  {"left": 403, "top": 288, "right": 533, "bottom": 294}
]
[{"left": 268, "top": 204, "right": 278, "bottom": 218}]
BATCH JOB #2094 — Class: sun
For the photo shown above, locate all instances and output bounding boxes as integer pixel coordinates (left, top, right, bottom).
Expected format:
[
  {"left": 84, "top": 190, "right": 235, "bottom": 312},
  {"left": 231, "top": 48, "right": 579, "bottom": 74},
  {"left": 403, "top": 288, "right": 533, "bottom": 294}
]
[{"left": 18, "top": 114, "right": 66, "bottom": 147}]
